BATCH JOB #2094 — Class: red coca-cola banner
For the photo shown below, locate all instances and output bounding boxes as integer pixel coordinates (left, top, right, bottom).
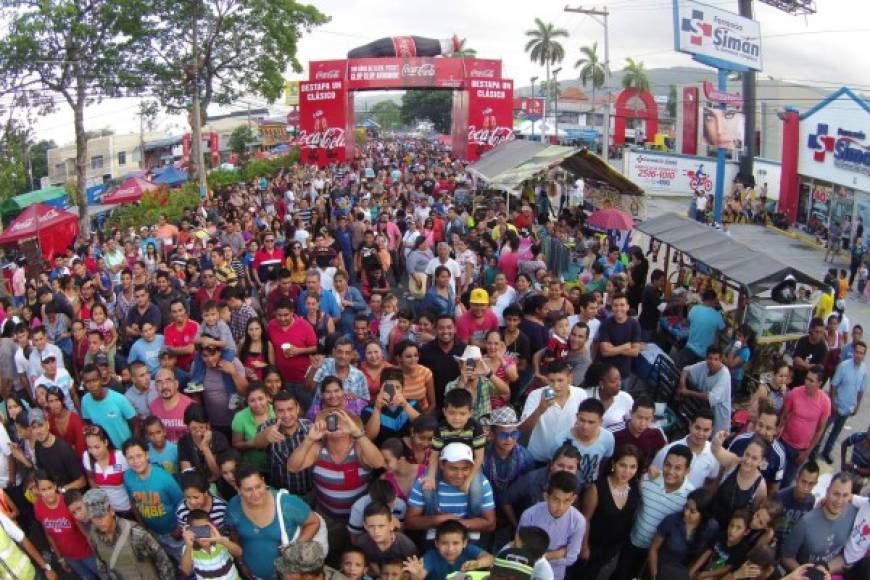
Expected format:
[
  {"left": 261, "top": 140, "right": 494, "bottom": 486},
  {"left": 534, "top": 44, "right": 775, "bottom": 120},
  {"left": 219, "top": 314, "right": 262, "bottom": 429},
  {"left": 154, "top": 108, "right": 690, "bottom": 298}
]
[
  {"left": 296, "top": 79, "right": 349, "bottom": 166},
  {"left": 682, "top": 86, "right": 699, "bottom": 155},
  {"left": 299, "top": 57, "right": 514, "bottom": 164},
  {"left": 309, "top": 60, "right": 347, "bottom": 82},
  {"left": 514, "top": 97, "right": 545, "bottom": 118},
  {"left": 346, "top": 57, "right": 464, "bottom": 89},
  {"left": 467, "top": 78, "right": 515, "bottom": 161},
  {"left": 464, "top": 58, "right": 502, "bottom": 80}
]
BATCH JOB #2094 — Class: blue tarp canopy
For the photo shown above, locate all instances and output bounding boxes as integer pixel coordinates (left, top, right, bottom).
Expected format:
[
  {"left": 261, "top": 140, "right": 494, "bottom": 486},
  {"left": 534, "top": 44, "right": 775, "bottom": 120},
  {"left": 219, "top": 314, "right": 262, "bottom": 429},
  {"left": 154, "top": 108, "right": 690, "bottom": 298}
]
[{"left": 153, "top": 166, "right": 188, "bottom": 186}]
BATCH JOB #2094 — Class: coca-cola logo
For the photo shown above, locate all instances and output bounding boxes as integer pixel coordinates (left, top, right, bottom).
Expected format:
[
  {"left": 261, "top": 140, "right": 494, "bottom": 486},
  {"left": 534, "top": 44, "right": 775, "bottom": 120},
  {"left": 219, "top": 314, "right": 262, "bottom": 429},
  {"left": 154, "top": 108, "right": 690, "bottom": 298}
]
[
  {"left": 470, "top": 69, "right": 496, "bottom": 78},
  {"left": 315, "top": 69, "right": 341, "bottom": 80},
  {"left": 467, "top": 126, "right": 515, "bottom": 147},
  {"left": 295, "top": 128, "right": 346, "bottom": 150},
  {"left": 401, "top": 63, "right": 436, "bottom": 78}
]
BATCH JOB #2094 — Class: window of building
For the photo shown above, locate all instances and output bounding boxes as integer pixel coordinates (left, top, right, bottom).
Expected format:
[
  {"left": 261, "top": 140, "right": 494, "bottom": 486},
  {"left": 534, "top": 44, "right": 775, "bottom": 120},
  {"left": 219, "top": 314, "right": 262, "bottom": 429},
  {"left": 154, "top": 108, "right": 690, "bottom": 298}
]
[
  {"left": 90, "top": 155, "right": 104, "bottom": 170},
  {"left": 54, "top": 163, "right": 66, "bottom": 179},
  {"left": 118, "top": 151, "right": 126, "bottom": 166}
]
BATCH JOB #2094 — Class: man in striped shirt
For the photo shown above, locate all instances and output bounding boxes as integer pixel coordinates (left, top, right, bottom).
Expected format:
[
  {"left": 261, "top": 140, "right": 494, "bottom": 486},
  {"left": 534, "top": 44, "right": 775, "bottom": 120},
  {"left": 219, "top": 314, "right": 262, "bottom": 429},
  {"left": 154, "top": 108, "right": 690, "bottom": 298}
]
[
  {"left": 405, "top": 442, "right": 497, "bottom": 545},
  {"left": 610, "top": 444, "right": 694, "bottom": 580}
]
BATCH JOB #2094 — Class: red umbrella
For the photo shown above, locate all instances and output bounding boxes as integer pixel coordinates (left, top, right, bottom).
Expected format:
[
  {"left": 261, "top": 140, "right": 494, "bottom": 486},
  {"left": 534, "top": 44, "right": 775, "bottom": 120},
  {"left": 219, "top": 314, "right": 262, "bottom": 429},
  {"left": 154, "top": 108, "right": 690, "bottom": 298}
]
[
  {"left": 0, "top": 203, "right": 79, "bottom": 260},
  {"left": 102, "top": 177, "right": 158, "bottom": 205},
  {"left": 587, "top": 208, "right": 634, "bottom": 231}
]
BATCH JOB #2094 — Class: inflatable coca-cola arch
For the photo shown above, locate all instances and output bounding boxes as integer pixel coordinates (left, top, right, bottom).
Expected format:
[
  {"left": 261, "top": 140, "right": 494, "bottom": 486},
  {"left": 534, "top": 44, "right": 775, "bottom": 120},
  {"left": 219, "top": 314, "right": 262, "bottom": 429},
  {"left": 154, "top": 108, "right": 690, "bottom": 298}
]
[{"left": 295, "top": 37, "right": 515, "bottom": 166}]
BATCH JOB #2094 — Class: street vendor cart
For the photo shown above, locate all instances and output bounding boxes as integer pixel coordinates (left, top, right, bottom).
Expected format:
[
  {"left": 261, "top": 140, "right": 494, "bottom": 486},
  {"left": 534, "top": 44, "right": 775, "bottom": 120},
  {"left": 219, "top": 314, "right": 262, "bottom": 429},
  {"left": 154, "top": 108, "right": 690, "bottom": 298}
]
[{"left": 634, "top": 213, "right": 823, "bottom": 433}]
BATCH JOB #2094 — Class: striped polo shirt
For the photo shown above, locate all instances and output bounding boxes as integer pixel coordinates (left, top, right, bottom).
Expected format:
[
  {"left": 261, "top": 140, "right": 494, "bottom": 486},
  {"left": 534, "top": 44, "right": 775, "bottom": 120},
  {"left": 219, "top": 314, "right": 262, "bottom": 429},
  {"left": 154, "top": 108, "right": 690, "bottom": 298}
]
[
  {"left": 189, "top": 543, "right": 240, "bottom": 580},
  {"left": 630, "top": 474, "right": 694, "bottom": 549},
  {"left": 313, "top": 445, "right": 371, "bottom": 517},
  {"left": 408, "top": 477, "right": 496, "bottom": 540}
]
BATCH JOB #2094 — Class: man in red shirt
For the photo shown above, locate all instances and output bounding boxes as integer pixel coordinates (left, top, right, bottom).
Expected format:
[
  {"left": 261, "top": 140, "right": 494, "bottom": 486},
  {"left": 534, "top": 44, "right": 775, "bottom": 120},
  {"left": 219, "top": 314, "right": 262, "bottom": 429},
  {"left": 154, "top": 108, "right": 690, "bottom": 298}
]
[
  {"left": 267, "top": 297, "right": 317, "bottom": 401},
  {"left": 194, "top": 267, "right": 225, "bottom": 314},
  {"left": 163, "top": 300, "right": 199, "bottom": 371},
  {"left": 456, "top": 288, "right": 499, "bottom": 348},
  {"left": 148, "top": 367, "right": 194, "bottom": 443},
  {"left": 252, "top": 234, "right": 285, "bottom": 288}
]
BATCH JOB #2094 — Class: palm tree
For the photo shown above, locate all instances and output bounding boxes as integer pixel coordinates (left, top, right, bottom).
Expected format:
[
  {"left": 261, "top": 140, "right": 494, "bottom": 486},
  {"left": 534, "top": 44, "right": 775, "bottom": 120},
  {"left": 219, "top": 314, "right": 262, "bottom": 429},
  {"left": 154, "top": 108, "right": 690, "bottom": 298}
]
[
  {"left": 621, "top": 57, "right": 651, "bottom": 92},
  {"left": 621, "top": 58, "right": 652, "bottom": 139},
  {"left": 525, "top": 18, "right": 569, "bottom": 114},
  {"left": 575, "top": 42, "right": 606, "bottom": 130},
  {"left": 455, "top": 38, "right": 477, "bottom": 58}
]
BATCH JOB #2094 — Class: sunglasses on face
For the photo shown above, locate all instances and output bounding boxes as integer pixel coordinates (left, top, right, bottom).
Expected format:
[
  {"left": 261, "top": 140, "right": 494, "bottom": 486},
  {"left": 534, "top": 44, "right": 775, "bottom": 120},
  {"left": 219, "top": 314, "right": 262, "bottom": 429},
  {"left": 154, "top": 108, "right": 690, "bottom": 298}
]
[{"left": 495, "top": 430, "right": 520, "bottom": 441}]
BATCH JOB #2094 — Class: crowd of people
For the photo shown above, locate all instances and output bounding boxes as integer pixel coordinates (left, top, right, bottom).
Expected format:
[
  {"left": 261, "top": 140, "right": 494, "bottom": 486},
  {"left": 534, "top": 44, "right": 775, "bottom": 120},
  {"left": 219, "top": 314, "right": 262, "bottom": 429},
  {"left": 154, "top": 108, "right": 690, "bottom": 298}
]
[{"left": 0, "top": 137, "right": 864, "bottom": 580}]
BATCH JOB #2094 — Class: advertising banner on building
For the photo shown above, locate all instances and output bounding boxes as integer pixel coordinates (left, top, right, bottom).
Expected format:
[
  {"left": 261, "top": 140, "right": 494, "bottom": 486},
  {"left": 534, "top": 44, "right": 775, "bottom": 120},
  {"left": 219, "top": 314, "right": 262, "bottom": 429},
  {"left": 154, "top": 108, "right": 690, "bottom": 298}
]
[
  {"left": 283, "top": 80, "right": 300, "bottom": 106},
  {"left": 514, "top": 97, "right": 545, "bottom": 120},
  {"left": 798, "top": 88, "right": 870, "bottom": 194},
  {"left": 702, "top": 106, "right": 745, "bottom": 151},
  {"left": 674, "top": 0, "right": 762, "bottom": 71},
  {"left": 467, "top": 78, "right": 515, "bottom": 162},
  {"left": 624, "top": 149, "right": 738, "bottom": 196},
  {"left": 346, "top": 57, "right": 464, "bottom": 90},
  {"left": 297, "top": 78, "right": 349, "bottom": 166}
]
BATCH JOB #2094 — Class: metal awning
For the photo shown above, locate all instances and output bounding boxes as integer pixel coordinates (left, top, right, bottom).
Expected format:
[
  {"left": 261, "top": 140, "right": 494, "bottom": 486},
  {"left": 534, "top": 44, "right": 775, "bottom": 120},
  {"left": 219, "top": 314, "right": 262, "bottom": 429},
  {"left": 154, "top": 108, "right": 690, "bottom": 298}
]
[
  {"left": 467, "top": 139, "right": 643, "bottom": 195},
  {"left": 637, "top": 213, "right": 822, "bottom": 296}
]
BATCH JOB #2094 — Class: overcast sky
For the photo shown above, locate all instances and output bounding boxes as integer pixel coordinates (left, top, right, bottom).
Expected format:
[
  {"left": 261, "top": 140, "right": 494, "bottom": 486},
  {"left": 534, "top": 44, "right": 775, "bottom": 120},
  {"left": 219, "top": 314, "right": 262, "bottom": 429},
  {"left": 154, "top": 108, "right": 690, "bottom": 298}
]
[{"left": 32, "top": 0, "right": 869, "bottom": 145}]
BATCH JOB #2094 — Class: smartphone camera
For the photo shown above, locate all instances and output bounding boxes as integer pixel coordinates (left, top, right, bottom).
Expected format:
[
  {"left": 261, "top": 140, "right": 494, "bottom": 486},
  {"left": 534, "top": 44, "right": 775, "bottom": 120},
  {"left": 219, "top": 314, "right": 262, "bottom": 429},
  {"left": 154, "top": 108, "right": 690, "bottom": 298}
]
[
  {"left": 544, "top": 387, "right": 555, "bottom": 400},
  {"left": 326, "top": 414, "right": 338, "bottom": 432},
  {"left": 466, "top": 359, "right": 477, "bottom": 370},
  {"left": 191, "top": 525, "right": 211, "bottom": 539},
  {"left": 384, "top": 384, "right": 396, "bottom": 401}
]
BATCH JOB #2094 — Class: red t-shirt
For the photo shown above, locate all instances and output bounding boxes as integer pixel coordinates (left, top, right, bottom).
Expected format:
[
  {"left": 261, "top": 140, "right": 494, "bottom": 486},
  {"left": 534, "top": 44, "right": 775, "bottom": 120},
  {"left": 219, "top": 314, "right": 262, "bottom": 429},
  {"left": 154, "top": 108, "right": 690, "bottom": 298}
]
[
  {"left": 164, "top": 319, "right": 200, "bottom": 371},
  {"left": 268, "top": 317, "right": 317, "bottom": 383},
  {"left": 456, "top": 310, "right": 499, "bottom": 344},
  {"left": 34, "top": 497, "right": 93, "bottom": 559},
  {"left": 149, "top": 395, "right": 195, "bottom": 443}
]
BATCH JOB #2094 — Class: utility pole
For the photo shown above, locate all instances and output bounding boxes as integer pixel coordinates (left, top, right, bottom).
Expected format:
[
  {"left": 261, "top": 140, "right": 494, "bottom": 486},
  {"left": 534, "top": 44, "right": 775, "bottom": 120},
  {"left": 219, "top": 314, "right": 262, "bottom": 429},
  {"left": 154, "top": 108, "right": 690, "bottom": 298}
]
[
  {"left": 565, "top": 4, "right": 611, "bottom": 163},
  {"left": 553, "top": 67, "right": 562, "bottom": 143},
  {"left": 738, "top": 0, "right": 756, "bottom": 187},
  {"left": 191, "top": 0, "right": 208, "bottom": 198},
  {"left": 138, "top": 104, "right": 145, "bottom": 169}
]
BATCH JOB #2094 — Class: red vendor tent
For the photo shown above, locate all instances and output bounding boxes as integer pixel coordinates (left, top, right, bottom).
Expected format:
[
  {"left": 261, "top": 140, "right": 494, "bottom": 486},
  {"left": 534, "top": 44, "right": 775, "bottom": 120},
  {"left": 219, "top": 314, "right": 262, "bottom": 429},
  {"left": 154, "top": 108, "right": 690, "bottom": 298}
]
[
  {"left": 102, "top": 176, "right": 158, "bottom": 205},
  {"left": 0, "top": 203, "right": 78, "bottom": 260}
]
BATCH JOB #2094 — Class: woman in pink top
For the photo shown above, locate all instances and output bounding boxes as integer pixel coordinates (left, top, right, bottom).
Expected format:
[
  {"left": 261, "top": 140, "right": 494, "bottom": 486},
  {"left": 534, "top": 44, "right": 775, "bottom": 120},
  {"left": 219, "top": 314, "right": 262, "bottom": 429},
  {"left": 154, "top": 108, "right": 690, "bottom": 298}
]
[
  {"left": 779, "top": 364, "right": 831, "bottom": 487},
  {"left": 379, "top": 438, "right": 425, "bottom": 501}
]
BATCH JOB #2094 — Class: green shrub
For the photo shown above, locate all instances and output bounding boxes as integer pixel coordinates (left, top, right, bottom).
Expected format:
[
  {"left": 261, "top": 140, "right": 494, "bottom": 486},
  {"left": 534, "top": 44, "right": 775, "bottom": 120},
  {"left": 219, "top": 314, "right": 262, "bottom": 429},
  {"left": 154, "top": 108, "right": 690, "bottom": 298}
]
[{"left": 104, "top": 185, "right": 199, "bottom": 234}]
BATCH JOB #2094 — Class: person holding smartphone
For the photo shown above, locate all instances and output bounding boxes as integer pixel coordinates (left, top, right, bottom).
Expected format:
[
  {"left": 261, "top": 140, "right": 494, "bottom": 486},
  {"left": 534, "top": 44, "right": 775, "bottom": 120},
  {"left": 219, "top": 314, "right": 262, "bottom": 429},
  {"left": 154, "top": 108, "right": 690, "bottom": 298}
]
[
  {"left": 362, "top": 368, "right": 421, "bottom": 447},
  {"left": 180, "top": 508, "right": 242, "bottom": 580}
]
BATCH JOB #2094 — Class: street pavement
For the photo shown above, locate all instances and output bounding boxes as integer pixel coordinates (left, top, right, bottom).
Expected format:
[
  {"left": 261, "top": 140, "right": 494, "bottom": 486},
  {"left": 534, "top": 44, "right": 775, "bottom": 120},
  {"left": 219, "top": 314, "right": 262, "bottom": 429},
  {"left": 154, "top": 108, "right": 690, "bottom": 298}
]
[{"left": 642, "top": 196, "right": 868, "bottom": 477}]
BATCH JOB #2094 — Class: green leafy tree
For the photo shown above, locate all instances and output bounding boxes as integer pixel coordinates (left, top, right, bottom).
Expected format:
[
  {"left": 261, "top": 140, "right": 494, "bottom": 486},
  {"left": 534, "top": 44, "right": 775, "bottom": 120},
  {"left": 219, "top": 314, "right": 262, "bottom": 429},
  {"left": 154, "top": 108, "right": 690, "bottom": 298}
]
[
  {"left": 525, "top": 18, "right": 568, "bottom": 111},
  {"left": 667, "top": 84, "right": 678, "bottom": 119},
  {"left": 228, "top": 125, "right": 258, "bottom": 161},
  {"left": 455, "top": 38, "right": 477, "bottom": 58},
  {"left": 0, "top": 0, "right": 148, "bottom": 236},
  {"left": 400, "top": 90, "right": 452, "bottom": 134},
  {"left": 575, "top": 42, "right": 605, "bottom": 106},
  {"left": 0, "top": 123, "right": 28, "bottom": 200},
  {"left": 622, "top": 57, "right": 651, "bottom": 92},
  {"left": 135, "top": 0, "right": 328, "bottom": 122},
  {"left": 370, "top": 101, "right": 401, "bottom": 130},
  {"left": 30, "top": 139, "right": 56, "bottom": 188}
]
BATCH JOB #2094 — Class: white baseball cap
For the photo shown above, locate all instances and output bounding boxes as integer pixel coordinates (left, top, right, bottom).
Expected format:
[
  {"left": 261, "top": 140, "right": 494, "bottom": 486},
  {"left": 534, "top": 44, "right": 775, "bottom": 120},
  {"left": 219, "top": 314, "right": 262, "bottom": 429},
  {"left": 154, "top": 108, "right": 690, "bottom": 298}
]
[{"left": 440, "top": 443, "right": 474, "bottom": 464}]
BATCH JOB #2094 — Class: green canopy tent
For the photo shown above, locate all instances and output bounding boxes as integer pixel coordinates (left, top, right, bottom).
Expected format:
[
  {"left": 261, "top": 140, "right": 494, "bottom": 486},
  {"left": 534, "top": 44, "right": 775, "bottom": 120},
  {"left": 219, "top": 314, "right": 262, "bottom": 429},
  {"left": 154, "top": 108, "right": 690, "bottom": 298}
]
[{"left": 1, "top": 186, "right": 68, "bottom": 216}]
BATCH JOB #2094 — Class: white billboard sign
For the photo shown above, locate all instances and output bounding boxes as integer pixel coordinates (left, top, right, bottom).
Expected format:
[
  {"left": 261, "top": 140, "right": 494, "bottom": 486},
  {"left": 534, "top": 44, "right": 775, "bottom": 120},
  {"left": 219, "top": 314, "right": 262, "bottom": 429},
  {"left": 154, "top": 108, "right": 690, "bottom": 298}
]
[{"left": 674, "top": 0, "right": 762, "bottom": 71}]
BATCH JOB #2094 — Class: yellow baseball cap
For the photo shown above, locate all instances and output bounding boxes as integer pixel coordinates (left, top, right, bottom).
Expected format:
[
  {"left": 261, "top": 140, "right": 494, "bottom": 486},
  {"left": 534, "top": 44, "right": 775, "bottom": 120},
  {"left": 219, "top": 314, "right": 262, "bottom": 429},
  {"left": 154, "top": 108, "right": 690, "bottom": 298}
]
[{"left": 469, "top": 288, "right": 490, "bottom": 304}]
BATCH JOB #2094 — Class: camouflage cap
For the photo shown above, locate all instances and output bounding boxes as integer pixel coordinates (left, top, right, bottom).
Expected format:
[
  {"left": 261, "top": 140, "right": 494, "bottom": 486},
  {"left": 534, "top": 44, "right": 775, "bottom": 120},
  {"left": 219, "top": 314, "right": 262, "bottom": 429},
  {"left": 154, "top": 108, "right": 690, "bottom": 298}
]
[
  {"left": 83, "top": 488, "right": 111, "bottom": 518},
  {"left": 274, "top": 541, "right": 325, "bottom": 575}
]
